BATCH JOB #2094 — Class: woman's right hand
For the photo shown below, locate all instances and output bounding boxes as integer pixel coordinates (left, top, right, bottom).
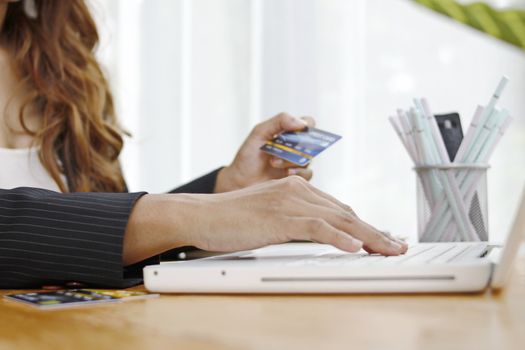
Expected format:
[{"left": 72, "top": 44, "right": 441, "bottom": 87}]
[
  {"left": 188, "top": 176, "right": 407, "bottom": 254},
  {"left": 123, "top": 176, "right": 407, "bottom": 266}
]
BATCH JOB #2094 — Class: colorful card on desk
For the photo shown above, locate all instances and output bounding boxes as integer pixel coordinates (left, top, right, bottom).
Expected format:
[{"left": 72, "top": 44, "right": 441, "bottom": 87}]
[
  {"left": 4, "top": 289, "right": 159, "bottom": 310},
  {"left": 260, "top": 127, "right": 342, "bottom": 166}
]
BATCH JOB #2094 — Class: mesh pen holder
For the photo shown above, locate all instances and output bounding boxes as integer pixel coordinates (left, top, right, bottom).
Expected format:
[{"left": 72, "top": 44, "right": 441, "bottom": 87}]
[{"left": 415, "top": 163, "right": 489, "bottom": 242}]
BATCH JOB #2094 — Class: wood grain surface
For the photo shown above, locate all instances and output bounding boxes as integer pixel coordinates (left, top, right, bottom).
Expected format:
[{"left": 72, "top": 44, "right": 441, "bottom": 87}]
[{"left": 1, "top": 256, "right": 524, "bottom": 350}]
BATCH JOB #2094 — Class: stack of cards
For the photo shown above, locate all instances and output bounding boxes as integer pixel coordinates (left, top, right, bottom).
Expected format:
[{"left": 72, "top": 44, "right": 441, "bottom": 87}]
[
  {"left": 4, "top": 289, "right": 159, "bottom": 310},
  {"left": 260, "top": 127, "right": 341, "bottom": 166}
]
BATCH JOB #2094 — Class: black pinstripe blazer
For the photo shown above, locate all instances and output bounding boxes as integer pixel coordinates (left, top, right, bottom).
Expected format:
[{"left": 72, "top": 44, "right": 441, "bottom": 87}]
[{"left": 0, "top": 168, "right": 222, "bottom": 289}]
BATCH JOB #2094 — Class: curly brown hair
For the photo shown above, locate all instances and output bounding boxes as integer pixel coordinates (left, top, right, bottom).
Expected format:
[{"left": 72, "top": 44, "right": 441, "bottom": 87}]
[{"left": 3, "top": 0, "right": 126, "bottom": 192}]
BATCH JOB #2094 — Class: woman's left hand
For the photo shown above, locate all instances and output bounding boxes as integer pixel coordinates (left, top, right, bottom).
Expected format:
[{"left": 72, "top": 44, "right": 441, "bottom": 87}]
[{"left": 215, "top": 112, "right": 315, "bottom": 193}]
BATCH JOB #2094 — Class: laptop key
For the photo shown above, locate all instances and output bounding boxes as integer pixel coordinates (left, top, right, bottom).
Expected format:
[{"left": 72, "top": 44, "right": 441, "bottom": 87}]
[
  {"left": 287, "top": 253, "right": 362, "bottom": 266},
  {"left": 399, "top": 244, "right": 458, "bottom": 265},
  {"left": 448, "top": 243, "right": 488, "bottom": 262},
  {"left": 287, "top": 243, "right": 483, "bottom": 267},
  {"left": 428, "top": 245, "right": 474, "bottom": 264},
  {"left": 372, "top": 244, "right": 443, "bottom": 266}
]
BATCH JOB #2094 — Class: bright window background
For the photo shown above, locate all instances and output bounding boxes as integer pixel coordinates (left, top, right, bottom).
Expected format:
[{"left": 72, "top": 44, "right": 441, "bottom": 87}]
[{"left": 91, "top": 0, "right": 525, "bottom": 243}]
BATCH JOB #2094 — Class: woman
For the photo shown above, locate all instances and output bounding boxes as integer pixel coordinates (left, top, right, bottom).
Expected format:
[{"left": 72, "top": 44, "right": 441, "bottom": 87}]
[{"left": 0, "top": 0, "right": 407, "bottom": 289}]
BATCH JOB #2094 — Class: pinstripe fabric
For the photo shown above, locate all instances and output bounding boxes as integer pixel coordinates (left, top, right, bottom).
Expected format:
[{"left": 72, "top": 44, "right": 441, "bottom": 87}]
[
  {"left": 0, "top": 187, "right": 146, "bottom": 289},
  {"left": 0, "top": 168, "right": 222, "bottom": 289}
]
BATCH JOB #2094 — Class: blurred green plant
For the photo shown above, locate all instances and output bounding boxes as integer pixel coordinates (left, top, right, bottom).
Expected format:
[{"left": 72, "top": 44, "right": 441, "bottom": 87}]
[{"left": 413, "top": 0, "right": 525, "bottom": 50}]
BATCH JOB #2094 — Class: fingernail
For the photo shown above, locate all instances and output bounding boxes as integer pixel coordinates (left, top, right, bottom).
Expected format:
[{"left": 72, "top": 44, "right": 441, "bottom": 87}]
[
  {"left": 390, "top": 241, "right": 402, "bottom": 251},
  {"left": 352, "top": 239, "right": 363, "bottom": 250},
  {"left": 288, "top": 168, "right": 298, "bottom": 176},
  {"left": 396, "top": 239, "right": 408, "bottom": 246},
  {"left": 292, "top": 118, "right": 308, "bottom": 128},
  {"left": 272, "top": 158, "right": 284, "bottom": 166}
]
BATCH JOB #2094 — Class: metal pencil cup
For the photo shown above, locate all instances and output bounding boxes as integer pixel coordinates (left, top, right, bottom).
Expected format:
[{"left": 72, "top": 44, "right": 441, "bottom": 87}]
[{"left": 415, "top": 163, "right": 489, "bottom": 242}]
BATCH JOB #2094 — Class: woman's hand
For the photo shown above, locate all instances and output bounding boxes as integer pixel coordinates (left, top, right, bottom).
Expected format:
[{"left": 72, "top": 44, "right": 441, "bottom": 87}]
[
  {"left": 123, "top": 176, "right": 408, "bottom": 265},
  {"left": 214, "top": 112, "right": 315, "bottom": 193}
]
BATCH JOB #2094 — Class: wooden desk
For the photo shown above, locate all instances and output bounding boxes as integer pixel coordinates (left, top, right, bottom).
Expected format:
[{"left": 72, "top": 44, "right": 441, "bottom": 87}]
[{"left": 1, "top": 257, "right": 525, "bottom": 350}]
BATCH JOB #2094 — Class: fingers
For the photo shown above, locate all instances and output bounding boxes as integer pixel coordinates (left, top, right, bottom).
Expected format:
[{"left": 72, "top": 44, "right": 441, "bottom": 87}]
[
  {"left": 350, "top": 220, "right": 408, "bottom": 255},
  {"left": 276, "top": 176, "right": 407, "bottom": 255},
  {"left": 304, "top": 182, "right": 358, "bottom": 217},
  {"left": 313, "top": 197, "right": 408, "bottom": 255},
  {"left": 376, "top": 230, "right": 408, "bottom": 248},
  {"left": 270, "top": 156, "right": 310, "bottom": 169},
  {"left": 251, "top": 112, "right": 313, "bottom": 140},
  {"left": 300, "top": 116, "right": 316, "bottom": 128},
  {"left": 299, "top": 181, "right": 406, "bottom": 251},
  {"left": 352, "top": 222, "right": 408, "bottom": 253},
  {"left": 269, "top": 157, "right": 293, "bottom": 169},
  {"left": 269, "top": 158, "right": 313, "bottom": 181},
  {"left": 287, "top": 168, "right": 313, "bottom": 181},
  {"left": 286, "top": 175, "right": 360, "bottom": 220},
  {"left": 301, "top": 203, "right": 406, "bottom": 256},
  {"left": 287, "top": 217, "right": 363, "bottom": 253}
]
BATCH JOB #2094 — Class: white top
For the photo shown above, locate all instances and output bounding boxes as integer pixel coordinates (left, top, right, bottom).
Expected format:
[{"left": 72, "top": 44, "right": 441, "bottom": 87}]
[{"left": 0, "top": 147, "right": 62, "bottom": 192}]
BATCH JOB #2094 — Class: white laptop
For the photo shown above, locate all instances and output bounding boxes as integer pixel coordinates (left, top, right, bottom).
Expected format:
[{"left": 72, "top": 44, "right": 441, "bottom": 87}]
[{"left": 144, "top": 187, "right": 525, "bottom": 294}]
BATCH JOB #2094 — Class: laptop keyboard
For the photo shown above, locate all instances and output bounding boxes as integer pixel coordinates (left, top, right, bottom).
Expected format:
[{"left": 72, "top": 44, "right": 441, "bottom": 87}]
[{"left": 287, "top": 243, "right": 488, "bottom": 267}]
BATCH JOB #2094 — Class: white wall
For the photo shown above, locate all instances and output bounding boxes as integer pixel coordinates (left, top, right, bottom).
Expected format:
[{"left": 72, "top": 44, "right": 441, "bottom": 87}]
[{"left": 92, "top": 0, "right": 525, "bottom": 243}]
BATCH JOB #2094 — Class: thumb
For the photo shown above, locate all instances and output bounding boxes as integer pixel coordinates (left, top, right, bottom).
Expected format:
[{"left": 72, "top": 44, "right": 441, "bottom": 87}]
[{"left": 251, "top": 112, "right": 308, "bottom": 140}]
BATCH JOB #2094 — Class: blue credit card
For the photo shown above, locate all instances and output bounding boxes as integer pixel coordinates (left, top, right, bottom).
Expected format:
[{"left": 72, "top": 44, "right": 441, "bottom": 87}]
[{"left": 260, "top": 127, "right": 342, "bottom": 166}]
